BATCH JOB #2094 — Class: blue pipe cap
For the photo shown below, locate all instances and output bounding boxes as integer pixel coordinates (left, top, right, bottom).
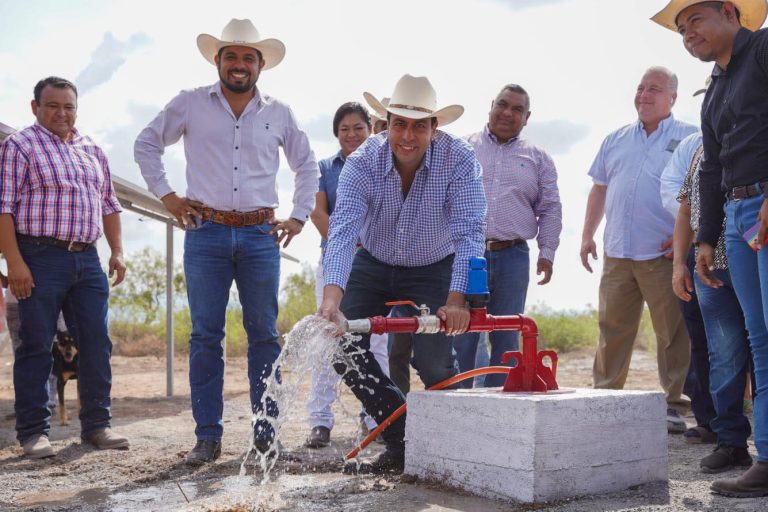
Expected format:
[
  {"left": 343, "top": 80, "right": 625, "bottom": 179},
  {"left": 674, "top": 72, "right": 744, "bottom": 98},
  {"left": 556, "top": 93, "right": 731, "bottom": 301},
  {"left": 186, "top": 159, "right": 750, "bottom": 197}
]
[{"left": 466, "top": 256, "right": 489, "bottom": 295}]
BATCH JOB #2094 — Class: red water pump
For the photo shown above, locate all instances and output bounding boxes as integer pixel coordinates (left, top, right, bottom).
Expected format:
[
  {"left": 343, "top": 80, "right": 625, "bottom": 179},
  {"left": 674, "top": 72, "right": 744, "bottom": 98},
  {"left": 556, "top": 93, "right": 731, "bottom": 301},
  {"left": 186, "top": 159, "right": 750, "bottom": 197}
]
[{"left": 342, "top": 258, "right": 558, "bottom": 392}]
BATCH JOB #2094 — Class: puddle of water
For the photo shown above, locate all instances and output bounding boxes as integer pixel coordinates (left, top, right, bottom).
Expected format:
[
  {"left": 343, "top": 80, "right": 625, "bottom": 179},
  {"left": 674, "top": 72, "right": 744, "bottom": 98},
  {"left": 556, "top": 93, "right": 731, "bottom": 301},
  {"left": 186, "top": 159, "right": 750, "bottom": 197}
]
[{"left": 16, "top": 487, "right": 111, "bottom": 507}]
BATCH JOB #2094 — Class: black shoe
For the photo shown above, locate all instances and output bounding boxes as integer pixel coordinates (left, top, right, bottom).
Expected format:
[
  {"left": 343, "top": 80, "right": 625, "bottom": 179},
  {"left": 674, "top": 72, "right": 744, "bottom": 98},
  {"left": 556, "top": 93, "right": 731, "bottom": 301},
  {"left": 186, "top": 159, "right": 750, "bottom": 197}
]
[
  {"left": 185, "top": 440, "right": 221, "bottom": 465},
  {"left": 343, "top": 447, "right": 405, "bottom": 475},
  {"left": 305, "top": 426, "right": 331, "bottom": 448},
  {"left": 700, "top": 445, "right": 752, "bottom": 474},
  {"left": 252, "top": 437, "right": 278, "bottom": 459}
]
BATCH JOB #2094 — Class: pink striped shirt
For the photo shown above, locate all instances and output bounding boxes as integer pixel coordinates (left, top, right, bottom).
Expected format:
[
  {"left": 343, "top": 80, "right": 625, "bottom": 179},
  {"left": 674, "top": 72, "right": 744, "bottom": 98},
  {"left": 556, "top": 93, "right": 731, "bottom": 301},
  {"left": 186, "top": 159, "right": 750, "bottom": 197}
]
[
  {"left": 0, "top": 122, "right": 121, "bottom": 243},
  {"left": 465, "top": 126, "right": 562, "bottom": 262}
]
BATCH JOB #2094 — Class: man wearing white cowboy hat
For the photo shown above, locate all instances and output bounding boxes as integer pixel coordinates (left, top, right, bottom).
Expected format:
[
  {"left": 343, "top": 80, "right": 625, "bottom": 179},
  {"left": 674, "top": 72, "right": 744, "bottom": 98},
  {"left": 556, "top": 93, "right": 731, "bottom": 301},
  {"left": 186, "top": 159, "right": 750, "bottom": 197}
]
[
  {"left": 317, "top": 74, "right": 486, "bottom": 474},
  {"left": 652, "top": 0, "right": 768, "bottom": 497},
  {"left": 135, "top": 18, "right": 318, "bottom": 465}
]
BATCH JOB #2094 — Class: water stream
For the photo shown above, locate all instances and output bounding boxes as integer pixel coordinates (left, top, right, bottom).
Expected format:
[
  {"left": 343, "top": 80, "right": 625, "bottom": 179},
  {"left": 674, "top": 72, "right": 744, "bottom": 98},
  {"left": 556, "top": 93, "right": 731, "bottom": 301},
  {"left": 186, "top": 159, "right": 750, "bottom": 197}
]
[{"left": 242, "top": 315, "right": 369, "bottom": 482}]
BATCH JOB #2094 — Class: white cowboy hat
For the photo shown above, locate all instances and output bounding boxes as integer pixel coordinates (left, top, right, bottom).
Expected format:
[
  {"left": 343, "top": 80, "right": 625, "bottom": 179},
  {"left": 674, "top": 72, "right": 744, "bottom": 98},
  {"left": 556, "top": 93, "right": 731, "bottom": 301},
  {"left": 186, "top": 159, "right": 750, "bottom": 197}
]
[
  {"left": 651, "top": 0, "right": 767, "bottom": 32},
  {"left": 197, "top": 19, "right": 286, "bottom": 70},
  {"left": 370, "top": 97, "right": 390, "bottom": 122},
  {"left": 364, "top": 75, "right": 463, "bottom": 126}
]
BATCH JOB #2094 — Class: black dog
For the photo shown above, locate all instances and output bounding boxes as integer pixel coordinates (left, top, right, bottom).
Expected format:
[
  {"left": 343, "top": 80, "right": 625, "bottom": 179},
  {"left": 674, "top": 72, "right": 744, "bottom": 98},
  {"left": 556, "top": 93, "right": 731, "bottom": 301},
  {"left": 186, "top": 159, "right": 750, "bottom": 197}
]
[{"left": 52, "top": 330, "right": 79, "bottom": 425}]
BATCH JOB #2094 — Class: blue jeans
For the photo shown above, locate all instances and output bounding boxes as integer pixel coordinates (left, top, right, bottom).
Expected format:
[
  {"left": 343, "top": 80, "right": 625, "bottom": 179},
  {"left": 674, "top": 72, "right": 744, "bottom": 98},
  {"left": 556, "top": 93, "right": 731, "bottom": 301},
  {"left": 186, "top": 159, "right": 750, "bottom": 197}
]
[
  {"left": 724, "top": 195, "right": 768, "bottom": 461},
  {"left": 184, "top": 221, "right": 281, "bottom": 441},
  {"left": 387, "top": 306, "right": 414, "bottom": 394},
  {"left": 335, "top": 249, "right": 459, "bottom": 449},
  {"left": 679, "top": 247, "right": 716, "bottom": 428},
  {"left": 14, "top": 241, "right": 112, "bottom": 442},
  {"left": 694, "top": 268, "right": 752, "bottom": 447},
  {"left": 453, "top": 243, "right": 529, "bottom": 387}
]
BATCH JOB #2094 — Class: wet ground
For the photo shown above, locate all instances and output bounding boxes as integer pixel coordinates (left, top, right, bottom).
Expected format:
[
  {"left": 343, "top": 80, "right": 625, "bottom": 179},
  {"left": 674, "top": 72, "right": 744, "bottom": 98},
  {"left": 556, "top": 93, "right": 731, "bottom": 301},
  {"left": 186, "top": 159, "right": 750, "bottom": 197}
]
[{"left": 1, "top": 350, "right": 767, "bottom": 511}]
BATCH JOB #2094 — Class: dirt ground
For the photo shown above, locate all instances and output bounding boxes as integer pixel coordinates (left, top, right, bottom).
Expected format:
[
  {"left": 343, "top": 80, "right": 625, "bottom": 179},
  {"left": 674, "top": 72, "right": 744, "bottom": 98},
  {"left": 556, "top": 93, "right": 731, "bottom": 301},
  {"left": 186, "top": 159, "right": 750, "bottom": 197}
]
[{"left": 1, "top": 348, "right": 767, "bottom": 512}]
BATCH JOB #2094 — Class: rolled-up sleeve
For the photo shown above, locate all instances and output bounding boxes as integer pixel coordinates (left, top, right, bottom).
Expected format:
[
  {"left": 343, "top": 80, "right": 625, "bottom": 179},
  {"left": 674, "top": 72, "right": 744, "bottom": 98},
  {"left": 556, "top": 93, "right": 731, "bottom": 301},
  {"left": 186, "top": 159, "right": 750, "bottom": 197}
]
[
  {"left": 96, "top": 148, "right": 122, "bottom": 215},
  {"left": 0, "top": 137, "right": 27, "bottom": 215},
  {"left": 283, "top": 107, "right": 318, "bottom": 223},
  {"left": 446, "top": 149, "right": 486, "bottom": 293},
  {"left": 134, "top": 91, "right": 188, "bottom": 199}
]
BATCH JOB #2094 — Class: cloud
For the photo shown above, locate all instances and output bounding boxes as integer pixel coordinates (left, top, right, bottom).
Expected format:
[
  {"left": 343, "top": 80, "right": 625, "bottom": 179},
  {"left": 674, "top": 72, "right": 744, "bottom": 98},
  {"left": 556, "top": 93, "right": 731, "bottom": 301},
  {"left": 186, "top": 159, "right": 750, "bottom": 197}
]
[
  {"left": 493, "top": 0, "right": 569, "bottom": 10},
  {"left": 523, "top": 119, "right": 590, "bottom": 155},
  {"left": 75, "top": 32, "right": 151, "bottom": 95},
  {"left": 301, "top": 114, "right": 335, "bottom": 145}
]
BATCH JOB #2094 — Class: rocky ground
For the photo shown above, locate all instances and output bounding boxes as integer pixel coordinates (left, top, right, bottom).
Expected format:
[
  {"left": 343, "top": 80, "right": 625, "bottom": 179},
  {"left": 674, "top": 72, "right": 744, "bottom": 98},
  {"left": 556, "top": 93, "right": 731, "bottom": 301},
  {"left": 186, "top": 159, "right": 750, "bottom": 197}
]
[{"left": 0, "top": 348, "right": 767, "bottom": 512}]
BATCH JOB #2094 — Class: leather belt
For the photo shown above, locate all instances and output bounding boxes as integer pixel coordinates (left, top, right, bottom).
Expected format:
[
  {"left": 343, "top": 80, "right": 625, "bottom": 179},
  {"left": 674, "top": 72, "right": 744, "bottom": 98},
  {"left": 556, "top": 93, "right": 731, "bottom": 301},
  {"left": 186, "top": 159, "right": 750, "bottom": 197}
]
[
  {"left": 16, "top": 234, "right": 94, "bottom": 252},
  {"left": 199, "top": 208, "right": 274, "bottom": 227},
  {"left": 728, "top": 181, "right": 768, "bottom": 201},
  {"left": 485, "top": 239, "right": 525, "bottom": 251}
]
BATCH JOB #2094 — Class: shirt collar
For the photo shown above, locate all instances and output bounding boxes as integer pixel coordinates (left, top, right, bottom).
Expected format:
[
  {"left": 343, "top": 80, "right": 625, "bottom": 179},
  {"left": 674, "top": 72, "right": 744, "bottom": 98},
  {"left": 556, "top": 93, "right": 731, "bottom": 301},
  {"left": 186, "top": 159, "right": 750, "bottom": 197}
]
[
  {"left": 637, "top": 113, "right": 675, "bottom": 135},
  {"left": 32, "top": 121, "right": 80, "bottom": 143},
  {"left": 384, "top": 140, "right": 431, "bottom": 176},
  {"left": 712, "top": 27, "right": 752, "bottom": 77},
  {"left": 333, "top": 150, "right": 345, "bottom": 164},
  {"left": 483, "top": 124, "right": 518, "bottom": 146},
  {"left": 209, "top": 82, "right": 264, "bottom": 107}
]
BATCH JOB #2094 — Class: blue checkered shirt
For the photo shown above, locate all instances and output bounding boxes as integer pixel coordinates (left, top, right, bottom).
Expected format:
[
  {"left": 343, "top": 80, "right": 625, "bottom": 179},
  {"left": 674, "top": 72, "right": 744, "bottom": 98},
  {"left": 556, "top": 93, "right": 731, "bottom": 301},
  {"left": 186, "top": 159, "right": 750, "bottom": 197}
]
[{"left": 323, "top": 131, "right": 487, "bottom": 294}]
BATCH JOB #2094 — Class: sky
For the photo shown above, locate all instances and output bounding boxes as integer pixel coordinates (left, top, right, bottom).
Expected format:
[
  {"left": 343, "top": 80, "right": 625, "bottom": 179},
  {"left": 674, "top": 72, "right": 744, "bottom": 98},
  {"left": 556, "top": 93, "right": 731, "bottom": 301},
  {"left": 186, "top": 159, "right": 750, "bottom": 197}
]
[{"left": 0, "top": 0, "right": 732, "bottom": 311}]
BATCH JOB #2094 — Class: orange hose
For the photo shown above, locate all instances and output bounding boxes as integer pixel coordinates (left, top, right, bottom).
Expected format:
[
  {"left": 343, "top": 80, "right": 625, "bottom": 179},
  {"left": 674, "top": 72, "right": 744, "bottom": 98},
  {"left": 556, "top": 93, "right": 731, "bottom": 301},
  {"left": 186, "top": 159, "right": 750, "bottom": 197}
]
[{"left": 345, "top": 366, "right": 511, "bottom": 459}]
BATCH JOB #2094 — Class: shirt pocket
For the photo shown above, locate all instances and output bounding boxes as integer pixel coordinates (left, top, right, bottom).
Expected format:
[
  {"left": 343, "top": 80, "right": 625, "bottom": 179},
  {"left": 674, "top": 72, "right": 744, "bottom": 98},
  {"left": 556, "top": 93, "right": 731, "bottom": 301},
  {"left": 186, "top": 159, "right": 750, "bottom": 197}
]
[
  {"left": 494, "top": 157, "right": 538, "bottom": 202},
  {"left": 250, "top": 121, "right": 284, "bottom": 174},
  {"left": 72, "top": 148, "right": 105, "bottom": 192},
  {"left": 28, "top": 149, "right": 73, "bottom": 191}
]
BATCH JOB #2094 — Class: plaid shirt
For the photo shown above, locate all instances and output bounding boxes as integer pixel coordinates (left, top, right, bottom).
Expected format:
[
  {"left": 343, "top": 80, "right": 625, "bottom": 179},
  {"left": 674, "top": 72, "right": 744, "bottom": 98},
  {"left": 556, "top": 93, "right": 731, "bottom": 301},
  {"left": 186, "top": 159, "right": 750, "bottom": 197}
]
[
  {"left": 467, "top": 127, "right": 562, "bottom": 262},
  {"left": 0, "top": 122, "right": 122, "bottom": 243},
  {"left": 323, "top": 131, "right": 487, "bottom": 294}
]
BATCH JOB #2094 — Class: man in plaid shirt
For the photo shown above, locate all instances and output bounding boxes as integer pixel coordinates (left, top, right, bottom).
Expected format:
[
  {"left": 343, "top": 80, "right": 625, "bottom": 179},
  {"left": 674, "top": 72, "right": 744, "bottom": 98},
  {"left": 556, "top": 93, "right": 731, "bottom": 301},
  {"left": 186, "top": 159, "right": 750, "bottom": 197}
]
[{"left": 0, "top": 76, "right": 129, "bottom": 459}]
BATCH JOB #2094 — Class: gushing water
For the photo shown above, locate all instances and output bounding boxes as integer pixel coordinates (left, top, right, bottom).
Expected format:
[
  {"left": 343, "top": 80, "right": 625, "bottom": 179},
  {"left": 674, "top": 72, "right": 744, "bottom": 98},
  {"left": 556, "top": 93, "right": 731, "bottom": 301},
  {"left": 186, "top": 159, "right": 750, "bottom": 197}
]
[{"left": 241, "top": 315, "right": 367, "bottom": 481}]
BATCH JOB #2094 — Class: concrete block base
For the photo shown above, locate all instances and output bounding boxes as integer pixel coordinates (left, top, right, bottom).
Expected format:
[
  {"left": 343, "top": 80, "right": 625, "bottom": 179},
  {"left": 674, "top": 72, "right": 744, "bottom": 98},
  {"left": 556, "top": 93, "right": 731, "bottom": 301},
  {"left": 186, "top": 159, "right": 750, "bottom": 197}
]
[{"left": 404, "top": 388, "right": 667, "bottom": 503}]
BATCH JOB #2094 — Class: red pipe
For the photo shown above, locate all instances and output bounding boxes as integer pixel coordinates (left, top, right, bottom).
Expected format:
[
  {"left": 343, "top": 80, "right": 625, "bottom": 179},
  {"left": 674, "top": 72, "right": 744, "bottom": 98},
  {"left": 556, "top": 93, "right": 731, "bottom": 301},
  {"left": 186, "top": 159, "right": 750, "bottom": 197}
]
[
  {"left": 345, "top": 366, "right": 512, "bottom": 460},
  {"left": 365, "top": 309, "right": 537, "bottom": 335}
]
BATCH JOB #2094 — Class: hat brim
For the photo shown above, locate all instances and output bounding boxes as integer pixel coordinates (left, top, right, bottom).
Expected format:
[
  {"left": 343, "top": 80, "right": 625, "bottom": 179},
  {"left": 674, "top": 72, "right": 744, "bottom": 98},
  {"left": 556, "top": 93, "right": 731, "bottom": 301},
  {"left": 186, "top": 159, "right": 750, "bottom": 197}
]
[
  {"left": 363, "top": 92, "right": 463, "bottom": 127},
  {"left": 196, "top": 34, "right": 286, "bottom": 70},
  {"left": 651, "top": 0, "right": 767, "bottom": 32}
]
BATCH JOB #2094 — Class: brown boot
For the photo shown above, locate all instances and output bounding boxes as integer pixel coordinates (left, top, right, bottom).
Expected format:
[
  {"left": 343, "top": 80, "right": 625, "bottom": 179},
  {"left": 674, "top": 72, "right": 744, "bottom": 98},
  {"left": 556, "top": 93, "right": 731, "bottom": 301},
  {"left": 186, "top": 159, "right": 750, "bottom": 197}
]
[
  {"left": 711, "top": 461, "right": 768, "bottom": 498},
  {"left": 83, "top": 428, "right": 130, "bottom": 450}
]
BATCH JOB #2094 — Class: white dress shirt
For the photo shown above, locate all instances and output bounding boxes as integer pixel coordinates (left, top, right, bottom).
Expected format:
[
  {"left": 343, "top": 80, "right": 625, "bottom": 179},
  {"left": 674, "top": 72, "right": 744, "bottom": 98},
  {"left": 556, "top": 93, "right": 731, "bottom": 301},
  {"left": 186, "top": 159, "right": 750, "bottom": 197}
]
[{"left": 134, "top": 82, "right": 318, "bottom": 221}]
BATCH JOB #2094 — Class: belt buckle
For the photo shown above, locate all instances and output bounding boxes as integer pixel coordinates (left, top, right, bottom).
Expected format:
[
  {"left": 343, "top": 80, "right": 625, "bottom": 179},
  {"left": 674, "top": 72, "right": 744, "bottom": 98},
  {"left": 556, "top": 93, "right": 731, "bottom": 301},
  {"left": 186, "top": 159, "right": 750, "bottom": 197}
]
[
  {"left": 732, "top": 185, "right": 747, "bottom": 201},
  {"left": 67, "top": 241, "right": 75, "bottom": 252},
  {"left": 485, "top": 240, "right": 494, "bottom": 251}
]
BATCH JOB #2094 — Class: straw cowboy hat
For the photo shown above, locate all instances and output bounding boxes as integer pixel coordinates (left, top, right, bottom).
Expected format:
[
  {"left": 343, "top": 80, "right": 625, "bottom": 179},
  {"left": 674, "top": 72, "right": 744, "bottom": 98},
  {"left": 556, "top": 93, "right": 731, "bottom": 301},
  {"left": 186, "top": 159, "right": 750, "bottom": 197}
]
[
  {"left": 370, "top": 97, "right": 390, "bottom": 122},
  {"left": 651, "top": 0, "right": 767, "bottom": 32},
  {"left": 364, "top": 75, "right": 463, "bottom": 126},
  {"left": 197, "top": 19, "right": 286, "bottom": 70}
]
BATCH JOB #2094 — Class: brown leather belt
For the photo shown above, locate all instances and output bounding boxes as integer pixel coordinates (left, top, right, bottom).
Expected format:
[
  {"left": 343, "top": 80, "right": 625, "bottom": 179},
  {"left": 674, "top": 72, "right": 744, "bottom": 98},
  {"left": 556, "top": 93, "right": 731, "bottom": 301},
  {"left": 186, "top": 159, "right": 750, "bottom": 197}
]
[
  {"left": 485, "top": 239, "right": 525, "bottom": 251},
  {"left": 728, "top": 181, "right": 768, "bottom": 201},
  {"left": 199, "top": 208, "right": 274, "bottom": 227},
  {"left": 16, "top": 234, "right": 94, "bottom": 252}
]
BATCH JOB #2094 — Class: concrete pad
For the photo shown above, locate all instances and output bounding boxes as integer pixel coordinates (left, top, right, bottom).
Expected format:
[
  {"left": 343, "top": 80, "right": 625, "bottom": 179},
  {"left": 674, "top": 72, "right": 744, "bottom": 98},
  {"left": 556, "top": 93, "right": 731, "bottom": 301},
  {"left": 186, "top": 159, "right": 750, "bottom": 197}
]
[{"left": 404, "top": 388, "right": 667, "bottom": 503}]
